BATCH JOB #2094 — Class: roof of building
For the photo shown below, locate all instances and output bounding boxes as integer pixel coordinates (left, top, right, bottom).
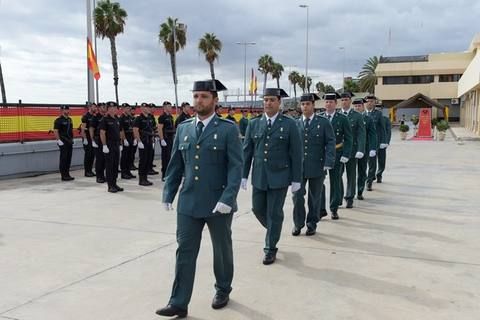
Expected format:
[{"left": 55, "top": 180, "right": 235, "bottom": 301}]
[
  {"left": 379, "top": 55, "right": 429, "bottom": 64},
  {"left": 395, "top": 93, "right": 446, "bottom": 109}
]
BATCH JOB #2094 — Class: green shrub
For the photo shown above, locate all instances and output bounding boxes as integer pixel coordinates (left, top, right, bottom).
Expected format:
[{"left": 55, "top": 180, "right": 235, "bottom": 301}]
[
  {"left": 399, "top": 124, "right": 410, "bottom": 132},
  {"left": 436, "top": 120, "right": 449, "bottom": 131}
]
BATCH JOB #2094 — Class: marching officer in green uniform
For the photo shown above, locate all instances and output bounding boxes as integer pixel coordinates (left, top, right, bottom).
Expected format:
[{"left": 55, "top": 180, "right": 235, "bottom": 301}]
[
  {"left": 339, "top": 92, "right": 366, "bottom": 208},
  {"left": 158, "top": 79, "right": 243, "bottom": 318},
  {"left": 242, "top": 88, "right": 302, "bottom": 265},
  {"left": 133, "top": 103, "right": 155, "bottom": 186},
  {"left": 377, "top": 111, "right": 392, "bottom": 183},
  {"left": 239, "top": 109, "right": 249, "bottom": 140},
  {"left": 53, "top": 105, "right": 75, "bottom": 181},
  {"left": 365, "top": 95, "right": 387, "bottom": 191},
  {"left": 353, "top": 98, "right": 377, "bottom": 200},
  {"left": 119, "top": 103, "right": 136, "bottom": 179},
  {"left": 320, "top": 93, "right": 353, "bottom": 219},
  {"left": 99, "top": 101, "right": 123, "bottom": 193},
  {"left": 292, "top": 93, "right": 336, "bottom": 236}
]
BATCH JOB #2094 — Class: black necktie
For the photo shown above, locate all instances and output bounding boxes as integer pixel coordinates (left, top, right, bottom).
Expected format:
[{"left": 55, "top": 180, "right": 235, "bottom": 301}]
[
  {"left": 196, "top": 121, "right": 204, "bottom": 138},
  {"left": 267, "top": 119, "right": 272, "bottom": 130},
  {"left": 344, "top": 111, "right": 348, "bottom": 115},
  {"left": 304, "top": 118, "right": 310, "bottom": 128},
  {"left": 327, "top": 115, "right": 332, "bottom": 121}
]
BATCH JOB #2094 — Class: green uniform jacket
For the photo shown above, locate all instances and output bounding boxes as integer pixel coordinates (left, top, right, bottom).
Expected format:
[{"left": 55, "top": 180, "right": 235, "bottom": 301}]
[
  {"left": 243, "top": 114, "right": 302, "bottom": 190},
  {"left": 239, "top": 117, "right": 249, "bottom": 137},
  {"left": 384, "top": 116, "right": 392, "bottom": 144},
  {"left": 297, "top": 115, "right": 336, "bottom": 178},
  {"left": 325, "top": 112, "right": 353, "bottom": 159},
  {"left": 363, "top": 113, "right": 378, "bottom": 153},
  {"left": 163, "top": 115, "right": 243, "bottom": 218},
  {"left": 368, "top": 109, "right": 387, "bottom": 147},
  {"left": 344, "top": 109, "right": 366, "bottom": 157}
]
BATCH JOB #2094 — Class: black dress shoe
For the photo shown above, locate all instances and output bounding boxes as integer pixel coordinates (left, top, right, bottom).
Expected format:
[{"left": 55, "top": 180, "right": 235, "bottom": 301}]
[
  {"left": 331, "top": 209, "right": 339, "bottom": 220},
  {"left": 121, "top": 174, "right": 132, "bottom": 179},
  {"left": 114, "top": 185, "right": 124, "bottom": 192},
  {"left": 263, "top": 252, "right": 276, "bottom": 265},
  {"left": 130, "top": 165, "right": 138, "bottom": 171},
  {"left": 84, "top": 172, "right": 95, "bottom": 177},
  {"left": 155, "top": 304, "right": 188, "bottom": 318},
  {"left": 139, "top": 179, "right": 153, "bottom": 186},
  {"left": 292, "top": 227, "right": 301, "bottom": 236},
  {"left": 346, "top": 199, "right": 353, "bottom": 208},
  {"left": 367, "top": 182, "right": 373, "bottom": 191},
  {"left": 319, "top": 210, "right": 328, "bottom": 220},
  {"left": 357, "top": 194, "right": 364, "bottom": 200},
  {"left": 377, "top": 176, "right": 382, "bottom": 183},
  {"left": 61, "top": 176, "right": 75, "bottom": 181},
  {"left": 96, "top": 178, "right": 106, "bottom": 184},
  {"left": 305, "top": 228, "right": 316, "bottom": 236},
  {"left": 108, "top": 186, "right": 118, "bottom": 193},
  {"left": 148, "top": 170, "right": 159, "bottom": 175},
  {"left": 128, "top": 173, "right": 136, "bottom": 179},
  {"left": 211, "top": 293, "right": 229, "bottom": 309}
]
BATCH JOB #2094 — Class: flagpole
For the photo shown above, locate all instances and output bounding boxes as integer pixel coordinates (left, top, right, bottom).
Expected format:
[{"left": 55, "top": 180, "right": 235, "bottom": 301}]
[
  {"left": 93, "top": 0, "right": 99, "bottom": 103},
  {"left": 86, "top": 0, "right": 95, "bottom": 103}
]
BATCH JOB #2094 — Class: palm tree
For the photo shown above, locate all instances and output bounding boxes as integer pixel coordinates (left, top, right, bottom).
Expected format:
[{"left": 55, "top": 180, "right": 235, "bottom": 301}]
[
  {"left": 159, "top": 17, "right": 187, "bottom": 106},
  {"left": 288, "top": 71, "right": 300, "bottom": 102},
  {"left": 315, "top": 81, "right": 325, "bottom": 93},
  {"left": 358, "top": 56, "right": 381, "bottom": 93},
  {"left": 258, "top": 54, "right": 274, "bottom": 94},
  {"left": 298, "top": 75, "right": 312, "bottom": 93},
  {"left": 198, "top": 33, "right": 222, "bottom": 80},
  {"left": 324, "top": 84, "right": 336, "bottom": 93},
  {"left": 94, "top": 0, "right": 127, "bottom": 104},
  {"left": 0, "top": 60, "right": 6, "bottom": 104},
  {"left": 271, "top": 62, "right": 284, "bottom": 89},
  {"left": 344, "top": 79, "right": 360, "bottom": 93}
]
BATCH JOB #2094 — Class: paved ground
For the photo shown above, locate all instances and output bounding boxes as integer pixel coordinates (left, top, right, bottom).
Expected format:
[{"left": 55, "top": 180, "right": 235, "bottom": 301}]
[{"left": 0, "top": 130, "right": 479, "bottom": 320}]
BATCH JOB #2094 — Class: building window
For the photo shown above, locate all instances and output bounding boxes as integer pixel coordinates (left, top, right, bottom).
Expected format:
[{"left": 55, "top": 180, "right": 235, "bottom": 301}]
[
  {"left": 439, "top": 74, "right": 463, "bottom": 82},
  {"left": 383, "top": 75, "right": 434, "bottom": 85}
]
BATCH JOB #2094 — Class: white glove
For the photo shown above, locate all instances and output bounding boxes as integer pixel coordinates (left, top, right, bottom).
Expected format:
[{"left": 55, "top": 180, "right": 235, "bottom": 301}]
[
  {"left": 152, "top": 143, "right": 155, "bottom": 148},
  {"left": 291, "top": 182, "right": 301, "bottom": 193},
  {"left": 92, "top": 141, "right": 99, "bottom": 148},
  {"left": 102, "top": 145, "right": 109, "bottom": 154},
  {"left": 120, "top": 145, "right": 123, "bottom": 152},
  {"left": 161, "top": 139, "right": 167, "bottom": 147},
  {"left": 133, "top": 139, "right": 138, "bottom": 146},
  {"left": 355, "top": 152, "right": 364, "bottom": 159},
  {"left": 240, "top": 178, "right": 248, "bottom": 190},
  {"left": 138, "top": 142, "right": 145, "bottom": 149},
  {"left": 123, "top": 140, "right": 129, "bottom": 147},
  {"left": 57, "top": 139, "right": 64, "bottom": 146},
  {"left": 369, "top": 150, "right": 376, "bottom": 157},
  {"left": 155, "top": 137, "right": 160, "bottom": 143},
  {"left": 340, "top": 156, "right": 349, "bottom": 163},
  {"left": 212, "top": 202, "right": 232, "bottom": 214},
  {"left": 83, "top": 139, "right": 88, "bottom": 146},
  {"left": 380, "top": 143, "right": 388, "bottom": 149},
  {"left": 324, "top": 166, "right": 332, "bottom": 171},
  {"left": 163, "top": 203, "right": 174, "bottom": 211}
]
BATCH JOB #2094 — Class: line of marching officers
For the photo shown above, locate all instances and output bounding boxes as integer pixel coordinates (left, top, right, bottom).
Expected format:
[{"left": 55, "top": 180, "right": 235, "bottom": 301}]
[
  {"left": 53, "top": 100, "right": 193, "bottom": 193},
  {"left": 153, "top": 79, "right": 391, "bottom": 318}
]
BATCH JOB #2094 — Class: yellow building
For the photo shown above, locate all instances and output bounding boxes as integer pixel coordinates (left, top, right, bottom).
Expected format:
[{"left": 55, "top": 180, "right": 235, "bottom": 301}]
[
  {"left": 458, "top": 35, "right": 480, "bottom": 136},
  {"left": 375, "top": 46, "right": 474, "bottom": 122}
]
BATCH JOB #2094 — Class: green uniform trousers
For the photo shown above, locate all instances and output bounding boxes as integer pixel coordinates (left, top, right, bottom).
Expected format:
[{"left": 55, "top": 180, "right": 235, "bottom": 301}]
[
  {"left": 340, "top": 158, "right": 358, "bottom": 201},
  {"left": 293, "top": 176, "right": 325, "bottom": 230},
  {"left": 169, "top": 213, "right": 233, "bottom": 309},
  {"left": 357, "top": 156, "right": 368, "bottom": 195},
  {"left": 321, "top": 152, "right": 344, "bottom": 211},
  {"left": 367, "top": 154, "right": 377, "bottom": 184},
  {"left": 252, "top": 187, "right": 288, "bottom": 254},
  {"left": 377, "top": 148, "right": 387, "bottom": 179}
]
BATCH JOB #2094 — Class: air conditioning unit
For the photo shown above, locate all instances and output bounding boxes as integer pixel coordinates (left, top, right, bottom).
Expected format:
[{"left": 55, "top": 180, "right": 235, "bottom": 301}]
[{"left": 451, "top": 98, "right": 459, "bottom": 105}]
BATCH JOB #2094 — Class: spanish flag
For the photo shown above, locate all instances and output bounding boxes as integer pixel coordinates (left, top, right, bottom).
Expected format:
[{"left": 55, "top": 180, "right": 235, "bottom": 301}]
[
  {"left": 249, "top": 68, "right": 257, "bottom": 95},
  {"left": 87, "top": 38, "right": 100, "bottom": 80}
]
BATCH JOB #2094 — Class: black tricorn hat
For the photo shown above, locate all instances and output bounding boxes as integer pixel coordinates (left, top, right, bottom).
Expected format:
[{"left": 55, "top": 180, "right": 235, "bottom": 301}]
[
  {"left": 300, "top": 93, "right": 321, "bottom": 102},
  {"left": 263, "top": 88, "right": 289, "bottom": 98},
  {"left": 193, "top": 79, "right": 227, "bottom": 92},
  {"left": 323, "top": 92, "right": 341, "bottom": 100}
]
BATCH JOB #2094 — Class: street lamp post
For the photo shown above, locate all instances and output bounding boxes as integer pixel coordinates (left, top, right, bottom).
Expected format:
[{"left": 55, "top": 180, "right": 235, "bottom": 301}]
[
  {"left": 236, "top": 42, "right": 256, "bottom": 109},
  {"left": 339, "top": 46, "right": 346, "bottom": 90},
  {"left": 0, "top": 46, "right": 7, "bottom": 104},
  {"left": 299, "top": 4, "right": 309, "bottom": 92}
]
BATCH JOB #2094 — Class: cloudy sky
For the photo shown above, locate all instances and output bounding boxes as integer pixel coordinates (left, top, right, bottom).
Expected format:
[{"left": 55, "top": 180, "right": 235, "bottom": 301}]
[{"left": 0, "top": 0, "right": 479, "bottom": 105}]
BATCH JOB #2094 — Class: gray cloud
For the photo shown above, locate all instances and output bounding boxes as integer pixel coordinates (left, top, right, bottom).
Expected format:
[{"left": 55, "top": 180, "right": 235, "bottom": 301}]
[{"left": 0, "top": 0, "right": 478, "bottom": 104}]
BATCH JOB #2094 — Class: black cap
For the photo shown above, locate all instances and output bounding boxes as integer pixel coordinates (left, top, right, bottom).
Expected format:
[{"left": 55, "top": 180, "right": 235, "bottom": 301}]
[
  {"left": 300, "top": 93, "right": 321, "bottom": 102},
  {"left": 60, "top": 105, "right": 69, "bottom": 110},
  {"left": 352, "top": 98, "right": 366, "bottom": 105},
  {"left": 193, "top": 79, "right": 227, "bottom": 92},
  {"left": 181, "top": 102, "right": 190, "bottom": 107},
  {"left": 149, "top": 103, "right": 157, "bottom": 108},
  {"left": 106, "top": 101, "right": 117, "bottom": 108},
  {"left": 365, "top": 94, "right": 377, "bottom": 100},
  {"left": 121, "top": 103, "right": 130, "bottom": 108},
  {"left": 140, "top": 102, "right": 149, "bottom": 108},
  {"left": 162, "top": 101, "right": 172, "bottom": 106},
  {"left": 340, "top": 91, "right": 355, "bottom": 98},
  {"left": 323, "top": 92, "right": 341, "bottom": 100},
  {"left": 263, "top": 88, "right": 289, "bottom": 98}
]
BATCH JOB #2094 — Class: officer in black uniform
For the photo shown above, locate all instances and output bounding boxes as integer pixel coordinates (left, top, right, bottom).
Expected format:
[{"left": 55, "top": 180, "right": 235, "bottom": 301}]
[
  {"left": 148, "top": 103, "right": 160, "bottom": 175},
  {"left": 158, "top": 101, "right": 175, "bottom": 181},
  {"left": 225, "top": 107, "right": 237, "bottom": 123},
  {"left": 119, "top": 103, "right": 136, "bottom": 179},
  {"left": 175, "top": 102, "right": 192, "bottom": 128},
  {"left": 89, "top": 103, "right": 107, "bottom": 183},
  {"left": 53, "top": 105, "right": 75, "bottom": 181},
  {"left": 81, "top": 103, "right": 97, "bottom": 177},
  {"left": 133, "top": 103, "right": 155, "bottom": 186},
  {"left": 99, "top": 101, "right": 123, "bottom": 193}
]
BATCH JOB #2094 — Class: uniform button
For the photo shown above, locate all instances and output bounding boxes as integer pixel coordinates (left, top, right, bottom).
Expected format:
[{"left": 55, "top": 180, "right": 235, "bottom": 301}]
[
  {"left": 195, "top": 155, "right": 199, "bottom": 159},
  {"left": 196, "top": 145, "right": 200, "bottom": 149},
  {"left": 213, "top": 146, "right": 217, "bottom": 150},
  {"left": 195, "top": 166, "right": 199, "bottom": 170},
  {"left": 267, "top": 136, "right": 270, "bottom": 139},
  {"left": 264, "top": 150, "right": 268, "bottom": 154},
  {"left": 265, "top": 143, "right": 268, "bottom": 147},
  {"left": 264, "top": 158, "right": 267, "bottom": 162},
  {"left": 305, "top": 140, "right": 308, "bottom": 143},
  {"left": 305, "top": 146, "right": 308, "bottom": 149},
  {"left": 195, "top": 176, "right": 199, "bottom": 181},
  {"left": 304, "top": 152, "right": 308, "bottom": 156}
]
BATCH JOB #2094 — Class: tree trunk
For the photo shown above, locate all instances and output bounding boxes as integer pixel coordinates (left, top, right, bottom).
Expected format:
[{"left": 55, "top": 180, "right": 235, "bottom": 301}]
[
  {"left": 109, "top": 36, "right": 119, "bottom": 104},
  {"left": 293, "top": 84, "right": 297, "bottom": 103},
  {"left": 209, "top": 62, "right": 215, "bottom": 80},
  {"left": 0, "top": 61, "right": 6, "bottom": 104},
  {"left": 263, "top": 73, "right": 267, "bottom": 95},
  {"left": 276, "top": 77, "right": 280, "bottom": 89}
]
